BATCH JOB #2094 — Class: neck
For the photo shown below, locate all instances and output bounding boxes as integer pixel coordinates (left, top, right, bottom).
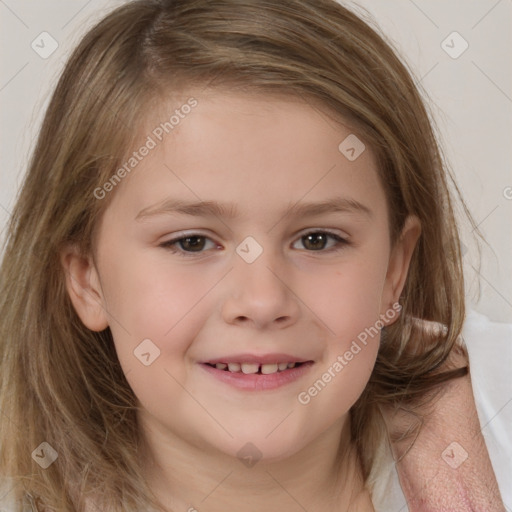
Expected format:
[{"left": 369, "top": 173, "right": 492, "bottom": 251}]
[{"left": 140, "top": 413, "right": 374, "bottom": 512}]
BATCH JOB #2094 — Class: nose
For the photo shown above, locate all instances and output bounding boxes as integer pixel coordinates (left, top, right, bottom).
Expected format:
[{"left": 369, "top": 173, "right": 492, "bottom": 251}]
[{"left": 221, "top": 247, "right": 300, "bottom": 330}]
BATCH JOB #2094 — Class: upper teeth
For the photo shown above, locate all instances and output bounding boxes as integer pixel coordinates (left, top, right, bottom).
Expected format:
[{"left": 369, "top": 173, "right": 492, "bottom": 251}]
[{"left": 215, "top": 362, "right": 297, "bottom": 374}]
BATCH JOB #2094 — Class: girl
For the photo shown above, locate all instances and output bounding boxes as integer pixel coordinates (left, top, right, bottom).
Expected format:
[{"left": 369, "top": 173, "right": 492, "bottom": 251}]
[{"left": 0, "top": 1, "right": 507, "bottom": 510}]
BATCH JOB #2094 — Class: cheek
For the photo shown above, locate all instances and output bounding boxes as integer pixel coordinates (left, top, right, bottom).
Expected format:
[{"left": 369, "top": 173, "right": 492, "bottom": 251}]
[
  {"left": 294, "top": 252, "right": 386, "bottom": 413},
  {"left": 99, "top": 249, "right": 216, "bottom": 368},
  {"left": 306, "top": 250, "right": 389, "bottom": 340},
  {"left": 297, "top": 294, "right": 381, "bottom": 423},
  {"left": 101, "top": 255, "right": 216, "bottom": 431}
]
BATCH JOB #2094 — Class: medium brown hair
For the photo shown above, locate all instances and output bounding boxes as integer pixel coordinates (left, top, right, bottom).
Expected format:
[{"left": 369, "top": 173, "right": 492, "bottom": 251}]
[{"left": 0, "top": 0, "right": 471, "bottom": 510}]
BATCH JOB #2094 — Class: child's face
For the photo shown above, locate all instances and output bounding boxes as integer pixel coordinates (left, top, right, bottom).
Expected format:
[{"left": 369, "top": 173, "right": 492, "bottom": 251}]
[{"left": 67, "top": 90, "right": 418, "bottom": 463}]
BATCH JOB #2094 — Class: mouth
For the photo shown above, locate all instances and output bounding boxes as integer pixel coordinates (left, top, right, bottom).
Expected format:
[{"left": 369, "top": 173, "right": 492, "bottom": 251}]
[{"left": 199, "top": 355, "right": 314, "bottom": 391}]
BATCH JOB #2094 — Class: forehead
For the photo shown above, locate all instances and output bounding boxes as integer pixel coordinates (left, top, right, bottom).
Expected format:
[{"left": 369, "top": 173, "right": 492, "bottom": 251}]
[{"left": 106, "top": 88, "right": 386, "bottom": 223}]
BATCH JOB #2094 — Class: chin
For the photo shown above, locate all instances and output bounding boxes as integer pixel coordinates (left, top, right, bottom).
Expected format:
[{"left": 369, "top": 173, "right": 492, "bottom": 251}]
[{"left": 211, "top": 433, "right": 308, "bottom": 466}]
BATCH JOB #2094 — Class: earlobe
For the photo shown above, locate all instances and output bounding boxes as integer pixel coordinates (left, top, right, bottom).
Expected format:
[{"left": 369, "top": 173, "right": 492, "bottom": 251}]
[
  {"left": 60, "top": 245, "right": 109, "bottom": 332},
  {"left": 381, "top": 215, "right": 421, "bottom": 324}
]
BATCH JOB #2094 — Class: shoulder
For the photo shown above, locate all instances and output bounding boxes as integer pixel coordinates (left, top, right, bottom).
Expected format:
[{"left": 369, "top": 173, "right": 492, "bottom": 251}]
[
  {"left": 462, "top": 308, "right": 512, "bottom": 507},
  {"left": 371, "top": 309, "right": 512, "bottom": 511}
]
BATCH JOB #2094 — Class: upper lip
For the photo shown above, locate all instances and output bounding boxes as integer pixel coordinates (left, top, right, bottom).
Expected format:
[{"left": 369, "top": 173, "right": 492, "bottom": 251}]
[{"left": 201, "top": 353, "right": 313, "bottom": 365}]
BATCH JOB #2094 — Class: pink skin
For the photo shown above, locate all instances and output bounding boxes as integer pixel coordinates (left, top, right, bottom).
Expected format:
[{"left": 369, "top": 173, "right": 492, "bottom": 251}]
[{"left": 62, "top": 89, "right": 420, "bottom": 511}]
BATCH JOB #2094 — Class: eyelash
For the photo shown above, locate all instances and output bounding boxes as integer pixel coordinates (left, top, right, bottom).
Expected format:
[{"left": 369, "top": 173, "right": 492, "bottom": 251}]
[{"left": 159, "top": 230, "right": 349, "bottom": 257}]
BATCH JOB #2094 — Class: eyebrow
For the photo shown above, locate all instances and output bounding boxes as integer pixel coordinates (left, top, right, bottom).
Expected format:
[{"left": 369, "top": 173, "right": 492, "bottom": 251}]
[{"left": 135, "top": 196, "right": 372, "bottom": 221}]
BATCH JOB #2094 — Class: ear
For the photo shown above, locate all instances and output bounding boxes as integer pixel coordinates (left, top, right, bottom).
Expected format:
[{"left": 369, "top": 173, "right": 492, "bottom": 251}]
[
  {"left": 380, "top": 215, "right": 421, "bottom": 325},
  {"left": 60, "top": 244, "right": 109, "bottom": 331}
]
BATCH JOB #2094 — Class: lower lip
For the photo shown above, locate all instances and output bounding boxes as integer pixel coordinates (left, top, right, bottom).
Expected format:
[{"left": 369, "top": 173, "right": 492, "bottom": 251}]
[{"left": 199, "top": 362, "right": 314, "bottom": 391}]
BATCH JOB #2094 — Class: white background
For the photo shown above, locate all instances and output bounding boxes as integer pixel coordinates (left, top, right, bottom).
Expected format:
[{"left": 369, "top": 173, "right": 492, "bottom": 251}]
[{"left": 1, "top": 0, "right": 511, "bottom": 322}]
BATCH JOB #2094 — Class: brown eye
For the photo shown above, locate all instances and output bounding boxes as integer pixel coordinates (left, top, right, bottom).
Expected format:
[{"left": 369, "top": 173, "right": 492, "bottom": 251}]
[
  {"left": 178, "top": 236, "right": 207, "bottom": 252},
  {"left": 302, "top": 233, "right": 329, "bottom": 251},
  {"left": 160, "top": 234, "right": 218, "bottom": 256},
  {"left": 293, "top": 231, "right": 347, "bottom": 252}
]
